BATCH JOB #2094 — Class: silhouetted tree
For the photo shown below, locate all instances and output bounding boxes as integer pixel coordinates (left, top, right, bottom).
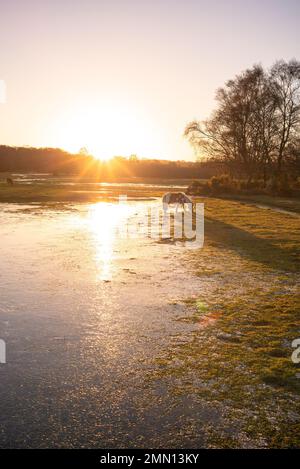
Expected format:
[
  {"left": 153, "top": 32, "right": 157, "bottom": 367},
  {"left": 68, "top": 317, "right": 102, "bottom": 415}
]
[
  {"left": 185, "top": 60, "right": 300, "bottom": 182},
  {"left": 269, "top": 60, "right": 300, "bottom": 174}
]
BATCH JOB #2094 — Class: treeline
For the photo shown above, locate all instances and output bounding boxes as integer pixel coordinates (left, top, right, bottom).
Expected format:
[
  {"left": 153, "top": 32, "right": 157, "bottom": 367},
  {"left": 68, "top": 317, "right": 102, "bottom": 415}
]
[
  {"left": 0, "top": 146, "right": 92, "bottom": 174},
  {"left": 0, "top": 145, "right": 222, "bottom": 179},
  {"left": 185, "top": 60, "right": 300, "bottom": 186}
]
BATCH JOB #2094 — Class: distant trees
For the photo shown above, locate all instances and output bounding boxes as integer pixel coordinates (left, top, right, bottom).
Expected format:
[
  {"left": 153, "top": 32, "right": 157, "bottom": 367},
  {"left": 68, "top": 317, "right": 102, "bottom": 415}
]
[
  {"left": 0, "top": 146, "right": 95, "bottom": 174},
  {"left": 185, "top": 60, "right": 300, "bottom": 184},
  {"left": 0, "top": 145, "right": 220, "bottom": 179}
]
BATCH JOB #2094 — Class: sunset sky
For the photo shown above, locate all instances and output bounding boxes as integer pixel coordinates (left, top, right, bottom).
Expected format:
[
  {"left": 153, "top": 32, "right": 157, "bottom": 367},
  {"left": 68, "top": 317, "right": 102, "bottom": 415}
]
[{"left": 0, "top": 0, "right": 300, "bottom": 160}]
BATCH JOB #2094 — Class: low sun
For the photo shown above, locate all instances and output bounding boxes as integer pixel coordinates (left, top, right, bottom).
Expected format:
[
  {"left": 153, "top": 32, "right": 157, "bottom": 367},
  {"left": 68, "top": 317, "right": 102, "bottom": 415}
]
[{"left": 50, "top": 102, "right": 152, "bottom": 160}]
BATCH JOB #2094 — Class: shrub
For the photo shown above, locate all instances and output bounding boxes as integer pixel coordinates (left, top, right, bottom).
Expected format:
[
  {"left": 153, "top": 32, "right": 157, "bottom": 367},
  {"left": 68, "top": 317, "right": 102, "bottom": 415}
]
[
  {"left": 209, "top": 174, "right": 239, "bottom": 194},
  {"left": 187, "top": 180, "right": 210, "bottom": 195},
  {"left": 264, "top": 175, "right": 293, "bottom": 196},
  {"left": 187, "top": 174, "right": 296, "bottom": 197}
]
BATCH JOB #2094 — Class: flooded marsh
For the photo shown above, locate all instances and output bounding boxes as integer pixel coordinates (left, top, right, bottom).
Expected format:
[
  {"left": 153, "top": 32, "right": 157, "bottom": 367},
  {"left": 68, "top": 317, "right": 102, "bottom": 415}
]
[{"left": 0, "top": 184, "right": 299, "bottom": 448}]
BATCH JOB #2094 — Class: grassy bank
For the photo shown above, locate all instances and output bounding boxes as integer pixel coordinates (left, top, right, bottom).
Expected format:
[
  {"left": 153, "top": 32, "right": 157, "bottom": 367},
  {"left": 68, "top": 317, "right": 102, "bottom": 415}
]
[
  {"left": 219, "top": 193, "right": 300, "bottom": 215},
  {"left": 154, "top": 198, "right": 300, "bottom": 447}
]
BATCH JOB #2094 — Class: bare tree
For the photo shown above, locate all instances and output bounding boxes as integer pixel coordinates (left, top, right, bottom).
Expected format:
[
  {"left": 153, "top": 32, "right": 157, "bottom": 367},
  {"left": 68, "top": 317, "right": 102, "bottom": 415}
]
[
  {"left": 185, "top": 66, "right": 269, "bottom": 182},
  {"left": 269, "top": 60, "right": 300, "bottom": 174},
  {"left": 185, "top": 60, "right": 300, "bottom": 182}
]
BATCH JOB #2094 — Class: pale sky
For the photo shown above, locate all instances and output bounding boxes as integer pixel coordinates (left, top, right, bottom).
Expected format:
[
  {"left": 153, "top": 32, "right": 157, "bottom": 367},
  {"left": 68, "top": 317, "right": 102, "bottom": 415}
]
[{"left": 0, "top": 0, "right": 300, "bottom": 160}]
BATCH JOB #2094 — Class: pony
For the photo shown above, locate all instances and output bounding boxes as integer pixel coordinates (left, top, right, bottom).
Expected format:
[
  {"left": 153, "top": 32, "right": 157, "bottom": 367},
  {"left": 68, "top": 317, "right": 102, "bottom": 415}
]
[{"left": 162, "top": 192, "right": 194, "bottom": 213}]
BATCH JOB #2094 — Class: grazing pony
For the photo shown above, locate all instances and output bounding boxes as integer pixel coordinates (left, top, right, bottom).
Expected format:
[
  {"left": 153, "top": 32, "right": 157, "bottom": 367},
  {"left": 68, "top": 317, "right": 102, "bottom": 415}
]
[
  {"left": 162, "top": 192, "right": 194, "bottom": 213},
  {"left": 6, "top": 178, "right": 14, "bottom": 186}
]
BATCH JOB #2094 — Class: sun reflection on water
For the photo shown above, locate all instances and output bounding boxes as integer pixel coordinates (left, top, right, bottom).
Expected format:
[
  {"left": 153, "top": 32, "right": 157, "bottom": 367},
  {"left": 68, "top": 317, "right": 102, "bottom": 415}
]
[{"left": 88, "top": 201, "right": 133, "bottom": 280}]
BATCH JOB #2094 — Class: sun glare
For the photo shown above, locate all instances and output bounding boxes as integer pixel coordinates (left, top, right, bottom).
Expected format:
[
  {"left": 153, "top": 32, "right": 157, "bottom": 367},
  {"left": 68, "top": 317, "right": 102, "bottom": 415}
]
[{"left": 49, "top": 102, "right": 157, "bottom": 160}]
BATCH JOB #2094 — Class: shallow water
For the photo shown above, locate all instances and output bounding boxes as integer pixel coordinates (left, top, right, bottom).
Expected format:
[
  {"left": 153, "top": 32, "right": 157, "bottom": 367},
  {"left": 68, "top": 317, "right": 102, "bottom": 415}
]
[
  {"left": 0, "top": 200, "right": 206, "bottom": 448},
  {"left": 10, "top": 173, "right": 188, "bottom": 189}
]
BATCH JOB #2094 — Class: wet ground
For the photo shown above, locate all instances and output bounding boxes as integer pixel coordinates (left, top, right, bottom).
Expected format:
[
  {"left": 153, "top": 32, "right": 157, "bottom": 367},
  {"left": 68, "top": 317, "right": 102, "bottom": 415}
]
[
  {"left": 0, "top": 201, "right": 205, "bottom": 448},
  {"left": 1, "top": 196, "right": 299, "bottom": 448}
]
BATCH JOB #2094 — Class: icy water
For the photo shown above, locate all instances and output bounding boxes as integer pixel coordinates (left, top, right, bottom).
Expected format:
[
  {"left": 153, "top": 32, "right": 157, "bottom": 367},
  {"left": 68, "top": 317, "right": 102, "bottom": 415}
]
[{"left": 0, "top": 201, "right": 205, "bottom": 448}]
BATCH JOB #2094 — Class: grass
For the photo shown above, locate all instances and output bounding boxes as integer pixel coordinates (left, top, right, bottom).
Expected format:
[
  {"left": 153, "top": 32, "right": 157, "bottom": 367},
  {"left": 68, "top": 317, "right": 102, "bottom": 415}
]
[
  {"left": 219, "top": 193, "right": 300, "bottom": 214},
  {"left": 0, "top": 182, "right": 167, "bottom": 203},
  {"left": 152, "top": 197, "right": 300, "bottom": 448}
]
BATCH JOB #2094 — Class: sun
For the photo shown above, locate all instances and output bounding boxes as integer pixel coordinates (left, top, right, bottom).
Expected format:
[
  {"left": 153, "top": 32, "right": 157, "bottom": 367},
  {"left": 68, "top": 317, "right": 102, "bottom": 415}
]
[{"left": 49, "top": 101, "right": 155, "bottom": 160}]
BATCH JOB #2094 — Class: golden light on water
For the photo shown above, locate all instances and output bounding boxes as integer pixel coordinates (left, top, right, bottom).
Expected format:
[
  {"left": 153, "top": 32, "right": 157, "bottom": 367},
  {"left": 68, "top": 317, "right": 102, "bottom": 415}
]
[{"left": 88, "top": 201, "right": 133, "bottom": 280}]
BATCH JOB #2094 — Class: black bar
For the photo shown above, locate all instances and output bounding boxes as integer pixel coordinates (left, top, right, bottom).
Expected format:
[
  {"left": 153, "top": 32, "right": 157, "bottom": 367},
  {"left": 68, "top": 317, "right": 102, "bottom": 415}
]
[{"left": 0, "top": 448, "right": 297, "bottom": 467}]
